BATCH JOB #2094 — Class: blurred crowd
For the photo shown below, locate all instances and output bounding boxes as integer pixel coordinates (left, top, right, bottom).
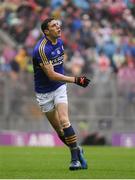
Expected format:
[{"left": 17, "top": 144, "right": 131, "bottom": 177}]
[{"left": 0, "top": 0, "right": 135, "bottom": 100}]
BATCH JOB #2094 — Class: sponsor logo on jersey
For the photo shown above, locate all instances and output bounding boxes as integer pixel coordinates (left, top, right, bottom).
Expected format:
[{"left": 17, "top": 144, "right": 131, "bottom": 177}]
[{"left": 51, "top": 55, "right": 64, "bottom": 66}]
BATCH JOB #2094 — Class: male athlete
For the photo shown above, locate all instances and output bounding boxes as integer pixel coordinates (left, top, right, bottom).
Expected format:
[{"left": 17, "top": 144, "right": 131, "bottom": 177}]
[{"left": 32, "top": 18, "right": 90, "bottom": 170}]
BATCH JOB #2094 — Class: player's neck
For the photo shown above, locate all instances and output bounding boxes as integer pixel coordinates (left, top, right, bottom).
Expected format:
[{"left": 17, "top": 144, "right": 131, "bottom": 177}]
[{"left": 46, "top": 35, "right": 57, "bottom": 45}]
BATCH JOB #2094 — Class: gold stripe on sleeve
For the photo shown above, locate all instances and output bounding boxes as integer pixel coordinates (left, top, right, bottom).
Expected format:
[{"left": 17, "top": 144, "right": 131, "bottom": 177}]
[{"left": 39, "top": 38, "right": 49, "bottom": 65}]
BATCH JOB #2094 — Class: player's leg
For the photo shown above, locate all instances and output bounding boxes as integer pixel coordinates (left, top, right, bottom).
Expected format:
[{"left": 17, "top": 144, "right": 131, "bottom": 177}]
[
  {"left": 45, "top": 105, "right": 81, "bottom": 170},
  {"left": 46, "top": 106, "right": 87, "bottom": 169},
  {"left": 54, "top": 85, "right": 80, "bottom": 165},
  {"left": 36, "top": 90, "right": 68, "bottom": 145},
  {"left": 54, "top": 85, "right": 87, "bottom": 170},
  {"left": 55, "top": 103, "right": 81, "bottom": 170},
  {"left": 45, "top": 109, "right": 68, "bottom": 146}
]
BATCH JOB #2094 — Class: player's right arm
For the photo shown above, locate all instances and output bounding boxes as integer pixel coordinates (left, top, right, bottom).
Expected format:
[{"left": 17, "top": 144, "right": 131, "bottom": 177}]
[
  {"left": 38, "top": 43, "right": 90, "bottom": 87},
  {"left": 40, "top": 62, "right": 90, "bottom": 88},
  {"left": 39, "top": 62, "right": 75, "bottom": 83}
]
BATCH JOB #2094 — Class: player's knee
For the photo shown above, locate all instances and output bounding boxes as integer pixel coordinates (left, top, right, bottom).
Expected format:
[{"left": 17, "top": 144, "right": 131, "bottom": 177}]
[
  {"left": 62, "top": 121, "right": 71, "bottom": 129},
  {"left": 58, "top": 112, "right": 71, "bottom": 128}
]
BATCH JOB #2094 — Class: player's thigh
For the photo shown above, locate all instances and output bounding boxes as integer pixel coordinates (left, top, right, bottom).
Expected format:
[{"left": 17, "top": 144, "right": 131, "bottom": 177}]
[
  {"left": 46, "top": 109, "right": 63, "bottom": 133},
  {"left": 54, "top": 85, "right": 70, "bottom": 128}
]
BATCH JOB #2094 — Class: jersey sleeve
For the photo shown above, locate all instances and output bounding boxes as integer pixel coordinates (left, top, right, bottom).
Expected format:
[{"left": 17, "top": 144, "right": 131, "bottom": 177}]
[{"left": 38, "top": 40, "right": 51, "bottom": 65}]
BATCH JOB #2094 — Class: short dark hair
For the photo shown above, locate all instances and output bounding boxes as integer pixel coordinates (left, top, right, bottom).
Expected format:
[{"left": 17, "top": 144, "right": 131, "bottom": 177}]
[{"left": 41, "top": 18, "right": 55, "bottom": 33}]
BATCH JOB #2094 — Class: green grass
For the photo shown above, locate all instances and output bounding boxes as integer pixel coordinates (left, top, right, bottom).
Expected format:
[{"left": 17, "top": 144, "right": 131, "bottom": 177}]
[{"left": 0, "top": 146, "right": 135, "bottom": 179}]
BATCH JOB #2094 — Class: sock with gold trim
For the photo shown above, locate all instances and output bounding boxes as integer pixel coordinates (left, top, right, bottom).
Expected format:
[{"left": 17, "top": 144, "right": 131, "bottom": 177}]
[{"left": 63, "top": 125, "right": 78, "bottom": 161}]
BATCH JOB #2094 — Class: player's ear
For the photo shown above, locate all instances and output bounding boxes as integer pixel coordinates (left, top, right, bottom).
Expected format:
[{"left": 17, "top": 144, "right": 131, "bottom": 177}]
[{"left": 44, "top": 29, "right": 49, "bottom": 35}]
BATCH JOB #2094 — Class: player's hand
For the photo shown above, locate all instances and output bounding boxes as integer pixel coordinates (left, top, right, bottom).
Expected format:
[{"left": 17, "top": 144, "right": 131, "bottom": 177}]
[{"left": 74, "top": 76, "right": 90, "bottom": 88}]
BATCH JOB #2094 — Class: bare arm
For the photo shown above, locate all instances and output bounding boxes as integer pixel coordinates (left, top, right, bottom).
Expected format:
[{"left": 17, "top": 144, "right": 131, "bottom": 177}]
[{"left": 39, "top": 62, "right": 75, "bottom": 83}]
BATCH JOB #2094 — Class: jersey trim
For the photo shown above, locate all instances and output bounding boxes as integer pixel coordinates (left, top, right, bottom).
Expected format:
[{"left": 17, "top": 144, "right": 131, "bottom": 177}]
[{"left": 39, "top": 38, "right": 49, "bottom": 65}]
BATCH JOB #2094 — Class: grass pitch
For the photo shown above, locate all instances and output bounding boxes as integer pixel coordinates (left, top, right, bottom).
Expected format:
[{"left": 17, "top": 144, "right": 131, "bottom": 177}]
[{"left": 0, "top": 146, "right": 135, "bottom": 179}]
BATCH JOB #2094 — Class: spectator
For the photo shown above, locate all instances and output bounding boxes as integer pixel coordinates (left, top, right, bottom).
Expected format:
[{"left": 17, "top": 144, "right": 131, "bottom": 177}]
[{"left": 0, "top": 0, "right": 135, "bottom": 89}]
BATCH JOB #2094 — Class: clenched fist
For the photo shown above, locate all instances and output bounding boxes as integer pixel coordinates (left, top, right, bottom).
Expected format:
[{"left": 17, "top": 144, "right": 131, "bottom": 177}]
[{"left": 74, "top": 76, "right": 90, "bottom": 88}]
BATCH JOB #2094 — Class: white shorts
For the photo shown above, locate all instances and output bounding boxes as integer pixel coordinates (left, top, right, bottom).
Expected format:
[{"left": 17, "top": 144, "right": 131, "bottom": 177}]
[{"left": 36, "top": 84, "right": 68, "bottom": 112}]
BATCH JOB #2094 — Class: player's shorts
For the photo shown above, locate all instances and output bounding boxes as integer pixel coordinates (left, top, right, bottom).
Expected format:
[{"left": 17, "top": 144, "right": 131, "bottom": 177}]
[{"left": 36, "top": 84, "right": 68, "bottom": 113}]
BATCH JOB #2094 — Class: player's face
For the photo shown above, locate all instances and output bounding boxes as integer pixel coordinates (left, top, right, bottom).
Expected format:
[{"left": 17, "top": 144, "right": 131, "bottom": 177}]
[{"left": 47, "top": 20, "right": 61, "bottom": 38}]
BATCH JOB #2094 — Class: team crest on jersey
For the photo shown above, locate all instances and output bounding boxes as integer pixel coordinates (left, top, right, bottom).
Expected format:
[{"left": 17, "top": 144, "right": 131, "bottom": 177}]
[{"left": 57, "top": 49, "right": 61, "bottom": 55}]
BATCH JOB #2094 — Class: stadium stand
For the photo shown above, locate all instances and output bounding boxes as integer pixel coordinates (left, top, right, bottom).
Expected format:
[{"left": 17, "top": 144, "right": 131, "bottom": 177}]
[{"left": 0, "top": 0, "right": 135, "bottom": 145}]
